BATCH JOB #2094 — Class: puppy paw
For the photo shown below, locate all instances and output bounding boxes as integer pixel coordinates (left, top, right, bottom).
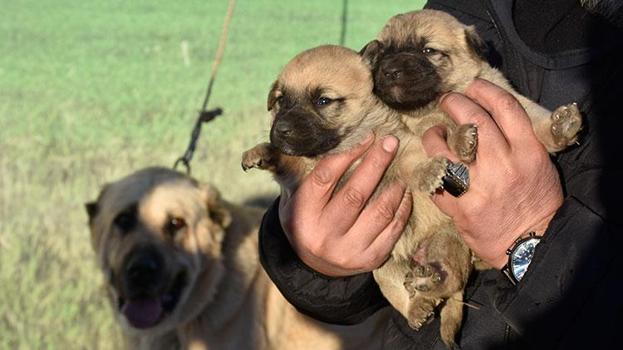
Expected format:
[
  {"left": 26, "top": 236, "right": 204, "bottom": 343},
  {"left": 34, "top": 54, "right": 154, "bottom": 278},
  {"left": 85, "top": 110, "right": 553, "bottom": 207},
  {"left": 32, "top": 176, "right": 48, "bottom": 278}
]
[
  {"left": 416, "top": 157, "right": 448, "bottom": 193},
  {"left": 452, "top": 124, "right": 478, "bottom": 163},
  {"left": 406, "top": 299, "right": 437, "bottom": 330},
  {"left": 241, "top": 143, "right": 275, "bottom": 171},
  {"left": 404, "top": 261, "right": 444, "bottom": 296},
  {"left": 550, "top": 103, "right": 582, "bottom": 149}
]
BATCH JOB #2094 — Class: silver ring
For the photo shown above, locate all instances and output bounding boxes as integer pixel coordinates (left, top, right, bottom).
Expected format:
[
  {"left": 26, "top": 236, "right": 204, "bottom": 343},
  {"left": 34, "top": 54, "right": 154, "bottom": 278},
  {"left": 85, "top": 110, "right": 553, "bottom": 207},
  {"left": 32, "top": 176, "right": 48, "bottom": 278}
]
[{"left": 442, "top": 162, "right": 470, "bottom": 197}]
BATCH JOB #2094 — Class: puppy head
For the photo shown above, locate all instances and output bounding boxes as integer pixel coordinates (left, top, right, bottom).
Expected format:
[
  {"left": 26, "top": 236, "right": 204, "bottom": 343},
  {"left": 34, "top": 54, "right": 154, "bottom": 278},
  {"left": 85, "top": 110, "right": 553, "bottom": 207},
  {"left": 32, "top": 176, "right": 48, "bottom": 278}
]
[
  {"left": 86, "top": 167, "right": 230, "bottom": 335},
  {"left": 361, "top": 9, "right": 487, "bottom": 111},
  {"left": 267, "top": 45, "right": 381, "bottom": 157}
]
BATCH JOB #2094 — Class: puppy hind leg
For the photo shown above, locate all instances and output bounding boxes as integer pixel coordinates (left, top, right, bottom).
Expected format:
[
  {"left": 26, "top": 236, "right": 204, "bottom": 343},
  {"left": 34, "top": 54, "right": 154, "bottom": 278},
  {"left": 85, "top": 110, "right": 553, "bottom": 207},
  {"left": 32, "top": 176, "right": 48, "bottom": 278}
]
[
  {"left": 406, "top": 294, "right": 439, "bottom": 330},
  {"left": 439, "top": 292, "right": 464, "bottom": 349},
  {"left": 408, "top": 229, "right": 472, "bottom": 298}
]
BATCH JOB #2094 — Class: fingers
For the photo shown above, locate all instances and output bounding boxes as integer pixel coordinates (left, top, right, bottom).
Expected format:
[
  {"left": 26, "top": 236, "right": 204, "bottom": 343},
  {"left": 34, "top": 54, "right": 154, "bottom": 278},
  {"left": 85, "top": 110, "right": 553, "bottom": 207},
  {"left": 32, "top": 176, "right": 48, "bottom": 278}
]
[
  {"left": 295, "top": 134, "right": 374, "bottom": 214},
  {"left": 422, "top": 126, "right": 459, "bottom": 162},
  {"left": 363, "top": 188, "right": 413, "bottom": 263},
  {"left": 465, "top": 79, "right": 539, "bottom": 149},
  {"left": 322, "top": 135, "right": 400, "bottom": 233},
  {"left": 439, "top": 92, "right": 510, "bottom": 155},
  {"left": 345, "top": 181, "right": 409, "bottom": 247}
]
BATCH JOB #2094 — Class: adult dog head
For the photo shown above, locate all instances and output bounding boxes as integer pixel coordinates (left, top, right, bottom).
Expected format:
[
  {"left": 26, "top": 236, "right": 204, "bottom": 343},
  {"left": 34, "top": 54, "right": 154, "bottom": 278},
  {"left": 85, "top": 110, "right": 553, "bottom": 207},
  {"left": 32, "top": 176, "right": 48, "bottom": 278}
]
[
  {"left": 85, "top": 167, "right": 231, "bottom": 337},
  {"left": 267, "top": 45, "right": 391, "bottom": 157},
  {"left": 360, "top": 10, "right": 487, "bottom": 111}
]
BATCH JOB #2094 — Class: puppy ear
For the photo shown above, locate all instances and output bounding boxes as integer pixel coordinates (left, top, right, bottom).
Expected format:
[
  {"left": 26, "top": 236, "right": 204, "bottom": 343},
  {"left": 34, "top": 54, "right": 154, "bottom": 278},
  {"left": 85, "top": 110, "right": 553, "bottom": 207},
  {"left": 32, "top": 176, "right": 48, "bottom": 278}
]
[
  {"left": 267, "top": 80, "right": 279, "bottom": 111},
  {"left": 359, "top": 40, "right": 385, "bottom": 69},
  {"left": 464, "top": 26, "right": 487, "bottom": 61},
  {"left": 203, "top": 184, "right": 232, "bottom": 229}
]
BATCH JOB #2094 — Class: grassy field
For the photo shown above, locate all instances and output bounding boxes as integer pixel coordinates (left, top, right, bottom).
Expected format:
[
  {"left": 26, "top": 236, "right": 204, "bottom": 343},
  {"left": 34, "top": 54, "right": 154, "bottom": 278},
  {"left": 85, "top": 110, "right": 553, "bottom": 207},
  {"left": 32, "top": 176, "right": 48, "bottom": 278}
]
[{"left": 0, "top": 0, "right": 424, "bottom": 348}]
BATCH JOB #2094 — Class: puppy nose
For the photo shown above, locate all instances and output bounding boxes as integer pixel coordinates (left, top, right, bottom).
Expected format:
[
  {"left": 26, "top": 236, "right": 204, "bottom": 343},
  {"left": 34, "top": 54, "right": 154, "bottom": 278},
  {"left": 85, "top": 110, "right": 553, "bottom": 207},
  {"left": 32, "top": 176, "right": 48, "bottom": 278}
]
[
  {"left": 382, "top": 66, "right": 402, "bottom": 80},
  {"left": 274, "top": 120, "right": 293, "bottom": 137}
]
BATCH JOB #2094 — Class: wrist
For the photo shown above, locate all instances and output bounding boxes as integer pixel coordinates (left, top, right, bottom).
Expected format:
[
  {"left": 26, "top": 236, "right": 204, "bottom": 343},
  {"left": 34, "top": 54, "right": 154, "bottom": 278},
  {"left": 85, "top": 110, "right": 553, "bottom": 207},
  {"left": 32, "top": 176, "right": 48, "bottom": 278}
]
[
  {"left": 488, "top": 205, "right": 559, "bottom": 269},
  {"left": 501, "top": 232, "right": 543, "bottom": 285}
]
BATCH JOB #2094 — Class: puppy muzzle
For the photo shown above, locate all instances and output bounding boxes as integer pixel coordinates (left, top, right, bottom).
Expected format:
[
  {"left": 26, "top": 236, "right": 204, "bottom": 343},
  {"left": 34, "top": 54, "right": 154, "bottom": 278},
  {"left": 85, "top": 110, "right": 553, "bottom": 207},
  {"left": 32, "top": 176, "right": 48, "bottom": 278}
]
[{"left": 270, "top": 109, "right": 341, "bottom": 157}]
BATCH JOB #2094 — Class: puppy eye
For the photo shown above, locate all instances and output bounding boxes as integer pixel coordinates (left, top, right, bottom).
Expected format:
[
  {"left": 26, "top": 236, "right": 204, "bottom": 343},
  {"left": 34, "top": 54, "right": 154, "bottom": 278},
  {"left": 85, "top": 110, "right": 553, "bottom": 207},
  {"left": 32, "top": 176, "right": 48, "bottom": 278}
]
[
  {"left": 315, "top": 96, "right": 333, "bottom": 106},
  {"left": 422, "top": 47, "right": 439, "bottom": 55},
  {"left": 165, "top": 217, "right": 186, "bottom": 237}
]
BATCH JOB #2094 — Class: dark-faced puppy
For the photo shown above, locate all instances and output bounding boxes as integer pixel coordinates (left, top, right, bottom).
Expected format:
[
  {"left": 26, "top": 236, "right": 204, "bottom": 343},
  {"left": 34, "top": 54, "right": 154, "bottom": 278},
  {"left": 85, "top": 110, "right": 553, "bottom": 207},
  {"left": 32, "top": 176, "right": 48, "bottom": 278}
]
[
  {"left": 361, "top": 9, "right": 583, "bottom": 155},
  {"left": 243, "top": 45, "right": 473, "bottom": 348}
]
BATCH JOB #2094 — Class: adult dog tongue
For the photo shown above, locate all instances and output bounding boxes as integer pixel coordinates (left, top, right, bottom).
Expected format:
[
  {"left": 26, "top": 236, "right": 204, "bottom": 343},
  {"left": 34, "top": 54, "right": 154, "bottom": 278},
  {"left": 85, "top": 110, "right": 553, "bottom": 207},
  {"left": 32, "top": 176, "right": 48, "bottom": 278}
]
[{"left": 122, "top": 298, "right": 163, "bottom": 329}]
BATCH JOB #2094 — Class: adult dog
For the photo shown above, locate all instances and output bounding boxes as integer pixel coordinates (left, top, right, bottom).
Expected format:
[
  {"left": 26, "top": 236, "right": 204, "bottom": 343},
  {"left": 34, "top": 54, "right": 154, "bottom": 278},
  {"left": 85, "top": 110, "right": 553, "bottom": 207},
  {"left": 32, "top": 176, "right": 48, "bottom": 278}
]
[{"left": 85, "top": 167, "right": 386, "bottom": 350}]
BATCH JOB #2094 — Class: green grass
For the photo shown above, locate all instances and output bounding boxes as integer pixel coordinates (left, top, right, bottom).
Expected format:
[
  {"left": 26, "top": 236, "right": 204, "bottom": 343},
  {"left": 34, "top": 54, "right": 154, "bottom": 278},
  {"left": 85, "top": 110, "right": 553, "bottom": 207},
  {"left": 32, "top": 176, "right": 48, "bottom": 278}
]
[{"left": 0, "top": 0, "right": 425, "bottom": 348}]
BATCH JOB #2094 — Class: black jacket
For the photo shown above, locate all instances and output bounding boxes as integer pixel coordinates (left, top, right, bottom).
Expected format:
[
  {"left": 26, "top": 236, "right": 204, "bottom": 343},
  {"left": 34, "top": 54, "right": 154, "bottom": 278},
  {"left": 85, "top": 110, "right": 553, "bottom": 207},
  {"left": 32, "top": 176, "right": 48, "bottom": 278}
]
[{"left": 259, "top": 1, "right": 623, "bottom": 349}]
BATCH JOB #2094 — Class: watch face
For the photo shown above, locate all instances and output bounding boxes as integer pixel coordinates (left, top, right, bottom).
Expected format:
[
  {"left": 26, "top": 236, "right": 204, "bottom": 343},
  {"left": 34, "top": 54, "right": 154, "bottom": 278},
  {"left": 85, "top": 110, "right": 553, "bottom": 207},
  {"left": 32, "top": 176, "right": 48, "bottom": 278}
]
[{"left": 510, "top": 237, "right": 540, "bottom": 281}]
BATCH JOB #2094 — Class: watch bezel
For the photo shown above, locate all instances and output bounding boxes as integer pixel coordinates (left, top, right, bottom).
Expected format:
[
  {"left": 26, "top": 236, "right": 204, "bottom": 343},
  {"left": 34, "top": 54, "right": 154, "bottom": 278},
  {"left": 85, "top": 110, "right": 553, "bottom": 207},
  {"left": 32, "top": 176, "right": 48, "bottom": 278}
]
[{"left": 503, "top": 232, "right": 542, "bottom": 285}]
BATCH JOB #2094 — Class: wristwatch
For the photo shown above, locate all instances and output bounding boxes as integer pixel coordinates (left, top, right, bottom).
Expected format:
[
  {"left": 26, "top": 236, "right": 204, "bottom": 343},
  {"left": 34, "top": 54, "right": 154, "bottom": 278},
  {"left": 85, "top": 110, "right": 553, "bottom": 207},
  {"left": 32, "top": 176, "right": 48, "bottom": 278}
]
[{"left": 502, "top": 232, "right": 542, "bottom": 285}]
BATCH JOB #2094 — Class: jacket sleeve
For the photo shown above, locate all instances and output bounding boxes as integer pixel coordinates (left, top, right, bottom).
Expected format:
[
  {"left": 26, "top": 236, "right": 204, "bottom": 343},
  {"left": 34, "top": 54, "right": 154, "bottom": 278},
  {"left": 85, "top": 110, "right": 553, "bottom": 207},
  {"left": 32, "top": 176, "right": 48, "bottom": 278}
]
[
  {"left": 258, "top": 197, "right": 389, "bottom": 324},
  {"left": 491, "top": 195, "right": 623, "bottom": 348}
]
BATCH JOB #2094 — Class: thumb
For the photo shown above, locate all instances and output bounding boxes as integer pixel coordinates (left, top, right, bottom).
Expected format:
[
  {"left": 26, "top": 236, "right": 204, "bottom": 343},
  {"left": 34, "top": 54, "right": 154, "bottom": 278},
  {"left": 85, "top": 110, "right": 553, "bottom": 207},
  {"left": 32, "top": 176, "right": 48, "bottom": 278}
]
[{"left": 422, "top": 125, "right": 457, "bottom": 162}]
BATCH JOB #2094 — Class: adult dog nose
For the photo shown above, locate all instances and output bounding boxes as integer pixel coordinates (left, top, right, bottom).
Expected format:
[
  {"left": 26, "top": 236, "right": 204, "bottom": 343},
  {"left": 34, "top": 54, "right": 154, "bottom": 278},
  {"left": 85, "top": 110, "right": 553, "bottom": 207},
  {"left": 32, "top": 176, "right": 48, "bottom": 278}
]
[{"left": 123, "top": 248, "right": 164, "bottom": 294}]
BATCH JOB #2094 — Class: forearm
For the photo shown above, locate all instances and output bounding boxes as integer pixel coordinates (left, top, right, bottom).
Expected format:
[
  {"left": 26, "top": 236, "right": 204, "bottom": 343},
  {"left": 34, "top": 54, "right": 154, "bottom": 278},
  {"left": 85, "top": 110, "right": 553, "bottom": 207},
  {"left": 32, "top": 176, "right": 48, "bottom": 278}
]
[{"left": 258, "top": 198, "right": 388, "bottom": 324}]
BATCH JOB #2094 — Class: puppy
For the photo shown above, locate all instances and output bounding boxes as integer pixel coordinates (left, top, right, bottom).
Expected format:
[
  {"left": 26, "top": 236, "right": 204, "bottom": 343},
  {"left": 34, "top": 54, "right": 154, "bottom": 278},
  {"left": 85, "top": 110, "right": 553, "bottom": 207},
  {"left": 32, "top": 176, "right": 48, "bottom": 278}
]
[
  {"left": 242, "top": 45, "right": 475, "bottom": 348},
  {"left": 85, "top": 167, "right": 387, "bottom": 350},
  {"left": 361, "top": 9, "right": 583, "bottom": 158}
]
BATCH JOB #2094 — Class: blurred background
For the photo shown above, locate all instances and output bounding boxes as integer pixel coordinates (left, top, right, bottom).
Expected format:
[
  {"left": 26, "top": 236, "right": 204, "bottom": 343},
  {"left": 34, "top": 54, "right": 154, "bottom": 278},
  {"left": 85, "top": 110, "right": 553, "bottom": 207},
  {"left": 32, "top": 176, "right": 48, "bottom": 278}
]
[{"left": 0, "top": 0, "right": 424, "bottom": 348}]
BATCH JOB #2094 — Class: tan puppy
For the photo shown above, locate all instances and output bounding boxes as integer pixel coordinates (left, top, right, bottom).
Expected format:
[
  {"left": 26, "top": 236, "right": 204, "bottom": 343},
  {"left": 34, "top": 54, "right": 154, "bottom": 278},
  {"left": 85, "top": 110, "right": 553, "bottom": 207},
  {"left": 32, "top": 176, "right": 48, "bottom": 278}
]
[
  {"left": 242, "top": 45, "right": 475, "bottom": 348},
  {"left": 85, "top": 167, "right": 387, "bottom": 350},
  {"left": 361, "top": 9, "right": 583, "bottom": 157}
]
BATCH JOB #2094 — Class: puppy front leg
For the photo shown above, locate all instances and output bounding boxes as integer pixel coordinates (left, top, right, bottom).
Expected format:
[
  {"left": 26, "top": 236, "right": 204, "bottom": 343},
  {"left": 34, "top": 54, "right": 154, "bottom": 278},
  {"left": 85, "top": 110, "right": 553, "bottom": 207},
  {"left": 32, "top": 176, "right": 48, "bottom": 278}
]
[
  {"left": 446, "top": 123, "right": 478, "bottom": 163},
  {"left": 241, "top": 142, "right": 281, "bottom": 173},
  {"left": 514, "top": 95, "right": 583, "bottom": 153},
  {"left": 412, "top": 157, "right": 448, "bottom": 194}
]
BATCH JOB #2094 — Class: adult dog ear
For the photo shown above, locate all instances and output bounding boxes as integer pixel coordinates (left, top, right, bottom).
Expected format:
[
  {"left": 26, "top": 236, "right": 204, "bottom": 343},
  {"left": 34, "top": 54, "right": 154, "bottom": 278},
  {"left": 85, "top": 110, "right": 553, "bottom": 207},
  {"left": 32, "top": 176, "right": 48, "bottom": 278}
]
[
  {"left": 203, "top": 184, "right": 232, "bottom": 229},
  {"left": 267, "top": 80, "right": 279, "bottom": 111},
  {"left": 464, "top": 26, "right": 487, "bottom": 60},
  {"left": 85, "top": 184, "right": 109, "bottom": 223},
  {"left": 359, "top": 40, "right": 385, "bottom": 69},
  {"left": 85, "top": 202, "right": 98, "bottom": 222}
]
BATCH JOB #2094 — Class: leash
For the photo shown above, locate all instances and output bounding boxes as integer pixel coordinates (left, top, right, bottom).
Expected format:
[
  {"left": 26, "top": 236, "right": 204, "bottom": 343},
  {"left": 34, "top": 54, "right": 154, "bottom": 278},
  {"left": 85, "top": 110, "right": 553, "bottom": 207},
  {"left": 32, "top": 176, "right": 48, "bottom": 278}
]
[{"left": 174, "top": 0, "right": 237, "bottom": 174}]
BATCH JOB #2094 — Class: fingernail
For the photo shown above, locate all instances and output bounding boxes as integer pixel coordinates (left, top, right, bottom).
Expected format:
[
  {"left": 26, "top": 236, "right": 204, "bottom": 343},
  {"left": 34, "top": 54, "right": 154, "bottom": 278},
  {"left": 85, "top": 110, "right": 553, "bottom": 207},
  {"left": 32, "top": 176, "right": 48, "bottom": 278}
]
[
  {"left": 359, "top": 133, "right": 374, "bottom": 146},
  {"left": 382, "top": 135, "right": 398, "bottom": 152},
  {"left": 437, "top": 92, "right": 451, "bottom": 105}
]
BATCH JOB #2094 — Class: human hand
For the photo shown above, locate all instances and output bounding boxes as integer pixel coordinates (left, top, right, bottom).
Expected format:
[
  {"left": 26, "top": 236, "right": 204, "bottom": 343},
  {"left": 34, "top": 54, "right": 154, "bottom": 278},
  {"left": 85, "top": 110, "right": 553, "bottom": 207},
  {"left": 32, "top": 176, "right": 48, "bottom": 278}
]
[
  {"left": 422, "top": 79, "right": 564, "bottom": 269},
  {"left": 279, "top": 135, "right": 413, "bottom": 277}
]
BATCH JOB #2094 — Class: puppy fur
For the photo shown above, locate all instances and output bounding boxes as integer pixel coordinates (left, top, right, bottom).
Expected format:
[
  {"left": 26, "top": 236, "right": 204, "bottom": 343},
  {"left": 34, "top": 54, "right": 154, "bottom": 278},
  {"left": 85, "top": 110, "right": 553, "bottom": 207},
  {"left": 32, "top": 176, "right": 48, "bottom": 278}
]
[
  {"left": 242, "top": 45, "right": 473, "bottom": 348},
  {"left": 363, "top": 9, "right": 583, "bottom": 156},
  {"left": 86, "top": 167, "right": 387, "bottom": 350}
]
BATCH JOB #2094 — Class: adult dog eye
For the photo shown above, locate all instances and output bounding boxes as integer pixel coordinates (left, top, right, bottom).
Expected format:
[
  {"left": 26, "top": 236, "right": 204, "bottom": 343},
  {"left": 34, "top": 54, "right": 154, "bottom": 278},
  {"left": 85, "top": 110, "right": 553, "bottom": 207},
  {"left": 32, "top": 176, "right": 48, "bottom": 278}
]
[
  {"left": 315, "top": 96, "right": 333, "bottom": 106},
  {"left": 422, "top": 47, "right": 439, "bottom": 55},
  {"left": 165, "top": 217, "right": 187, "bottom": 237},
  {"left": 114, "top": 211, "right": 136, "bottom": 232}
]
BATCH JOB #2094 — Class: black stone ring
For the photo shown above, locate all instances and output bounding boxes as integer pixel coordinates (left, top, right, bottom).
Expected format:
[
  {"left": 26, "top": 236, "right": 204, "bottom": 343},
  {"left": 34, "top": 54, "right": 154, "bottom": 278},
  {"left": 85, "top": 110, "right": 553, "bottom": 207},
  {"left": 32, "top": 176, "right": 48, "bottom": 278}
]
[{"left": 441, "top": 162, "right": 470, "bottom": 197}]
